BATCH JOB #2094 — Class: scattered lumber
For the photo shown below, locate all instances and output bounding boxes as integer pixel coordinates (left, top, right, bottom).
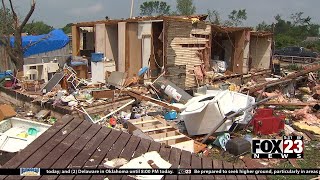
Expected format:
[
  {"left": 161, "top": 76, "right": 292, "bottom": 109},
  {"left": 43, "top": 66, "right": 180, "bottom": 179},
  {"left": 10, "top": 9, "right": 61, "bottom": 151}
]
[
  {"left": 127, "top": 116, "right": 206, "bottom": 153},
  {"left": 125, "top": 91, "right": 181, "bottom": 112},
  {"left": 263, "top": 101, "right": 319, "bottom": 107},
  {"left": 246, "top": 64, "right": 320, "bottom": 93}
]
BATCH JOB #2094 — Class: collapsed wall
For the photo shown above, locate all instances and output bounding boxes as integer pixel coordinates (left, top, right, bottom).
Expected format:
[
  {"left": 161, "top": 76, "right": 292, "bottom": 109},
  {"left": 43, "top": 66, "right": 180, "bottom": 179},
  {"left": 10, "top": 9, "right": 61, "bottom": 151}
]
[{"left": 165, "top": 19, "right": 211, "bottom": 89}]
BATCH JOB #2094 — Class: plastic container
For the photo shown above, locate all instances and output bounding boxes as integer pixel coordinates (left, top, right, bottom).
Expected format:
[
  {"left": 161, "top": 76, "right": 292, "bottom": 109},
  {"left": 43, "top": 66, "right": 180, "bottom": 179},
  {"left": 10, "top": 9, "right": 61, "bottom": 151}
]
[
  {"left": 226, "top": 137, "right": 251, "bottom": 156},
  {"left": 91, "top": 53, "right": 104, "bottom": 62},
  {"left": 252, "top": 108, "right": 285, "bottom": 135},
  {"left": 164, "top": 111, "right": 177, "bottom": 120},
  {"left": 0, "top": 70, "right": 12, "bottom": 79}
]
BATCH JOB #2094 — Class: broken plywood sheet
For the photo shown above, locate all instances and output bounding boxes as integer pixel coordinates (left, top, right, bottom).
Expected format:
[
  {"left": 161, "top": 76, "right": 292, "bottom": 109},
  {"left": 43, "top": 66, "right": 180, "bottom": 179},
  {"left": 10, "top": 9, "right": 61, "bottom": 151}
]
[
  {"left": 107, "top": 71, "right": 127, "bottom": 88},
  {"left": 91, "top": 89, "right": 120, "bottom": 99},
  {"left": 191, "top": 25, "right": 211, "bottom": 35},
  {"left": 293, "top": 122, "right": 320, "bottom": 135},
  {"left": 127, "top": 116, "right": 205, "bottom": 153},
  {"left": 0, "top": 104, "right": 16, "bottom": 121},
  {"left": 171, "top": 38, "right": 209, "bottom": 45}
]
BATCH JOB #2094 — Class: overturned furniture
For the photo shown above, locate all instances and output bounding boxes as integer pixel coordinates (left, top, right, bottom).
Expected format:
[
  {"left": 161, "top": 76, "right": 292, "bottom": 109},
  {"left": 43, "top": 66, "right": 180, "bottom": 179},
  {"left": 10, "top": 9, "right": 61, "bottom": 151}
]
[{"left": 127, "top": 116, "right": 205, "bottom": 153}]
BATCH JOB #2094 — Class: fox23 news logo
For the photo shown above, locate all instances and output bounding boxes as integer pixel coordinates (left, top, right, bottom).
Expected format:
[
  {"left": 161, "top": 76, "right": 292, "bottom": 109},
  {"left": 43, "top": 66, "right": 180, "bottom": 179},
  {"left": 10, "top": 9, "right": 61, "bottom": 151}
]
[{"left": 252, "top": 136, "right": 303, "bottom": 159}]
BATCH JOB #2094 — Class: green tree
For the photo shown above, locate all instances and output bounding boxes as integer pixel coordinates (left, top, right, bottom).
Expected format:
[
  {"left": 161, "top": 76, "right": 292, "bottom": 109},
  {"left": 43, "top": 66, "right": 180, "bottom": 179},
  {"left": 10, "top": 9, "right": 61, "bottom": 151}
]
[
  {"left": 256, "top": 21, "right": 271, "bottom": 31},
  {"left": 0, "top": 7, "right": 14, "bottom": 35},
  {"left": 290, "top": 12, "right": 311, "bottom": 26},
  {"left": 140, "top": 1, "right": 170, "bottom": 16},
  {"left": 225, "top": 9, "right": 247, "bottom": 26},
  {"left": 23, "top": 21, "right": 53, "bottom": 35},
  {"left": 62, "top": 23, "right": 72, "bottom": 34},
  {"left": 176, "top": 0, "right": 196, "bottom": 16},
  {"left": 207, "top": 9, "right": 221, "bottom": 25},
  {"left": 274, "top": 14, "right": 291, "bottom": 34},
  {"left": 273, "top": 13, "right": 320, "bottom": 51}
]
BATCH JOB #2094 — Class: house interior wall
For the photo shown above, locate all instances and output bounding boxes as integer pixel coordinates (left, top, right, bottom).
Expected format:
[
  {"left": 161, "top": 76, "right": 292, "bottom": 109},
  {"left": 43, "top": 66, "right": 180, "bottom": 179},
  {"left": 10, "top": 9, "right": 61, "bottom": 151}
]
[
  {"left": 72, "top": 26, "right": 80, "bottom": 56},
  {"left": 250, "top": 36, "right": 272, "bottom": 70},
  {"left": 243, "top": 40, "right": 250, "bottom": 74},
  {"left": 95, "top": 24, "right": 106, "bottom": 54},
  {"left": 211, "top": 32, "right": 235, "bottom": 72},
  {"left": 222, "top": 40, "right": 233, "bottom": 70},
  {"left": 85, "top": 32, "right": 95, "bottom": 51},
  {"left": 105, "top": 25, "right": 119, "bottom": 63},
  {"left": 79, "top": 31, "right": 95, "bottom": 57},
  {"left": 151, "top": 22, "right": 164, "bottom": 78},
  {"left": 138, "top": 22, "right": 152, "bottom": 73},
  {"left": 118, "top": 22, "right": 126, "bottom": 72},
  {"left": 126, "top": 23, "right": 142, "bottom": 77},
  {"left": 232, "top": 30, "right": 246, "bottom": 73}
]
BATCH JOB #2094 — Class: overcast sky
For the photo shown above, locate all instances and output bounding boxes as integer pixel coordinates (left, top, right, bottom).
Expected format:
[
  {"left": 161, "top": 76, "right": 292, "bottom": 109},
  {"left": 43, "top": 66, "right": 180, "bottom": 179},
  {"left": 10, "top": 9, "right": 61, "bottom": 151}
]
[{"left": 11, "top": 0, "right": 320, "bottom": 28}]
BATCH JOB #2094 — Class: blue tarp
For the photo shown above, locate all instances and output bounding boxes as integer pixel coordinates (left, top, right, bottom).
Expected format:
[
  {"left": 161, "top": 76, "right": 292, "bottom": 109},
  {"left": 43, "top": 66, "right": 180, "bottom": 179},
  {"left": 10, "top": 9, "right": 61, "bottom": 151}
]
[{"left": 10, "top": 29, "right": 70, "bottom": 58}]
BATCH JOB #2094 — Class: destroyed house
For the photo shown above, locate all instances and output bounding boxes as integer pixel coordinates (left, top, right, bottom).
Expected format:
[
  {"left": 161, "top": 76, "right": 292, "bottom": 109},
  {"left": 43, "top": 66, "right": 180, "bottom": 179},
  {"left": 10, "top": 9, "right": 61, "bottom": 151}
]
[
  {"left": 210, "top": 26, "right": 273, "bottom": 74},
  {"left": 72, "top": 15, "right": 272, "bottom": 90}
]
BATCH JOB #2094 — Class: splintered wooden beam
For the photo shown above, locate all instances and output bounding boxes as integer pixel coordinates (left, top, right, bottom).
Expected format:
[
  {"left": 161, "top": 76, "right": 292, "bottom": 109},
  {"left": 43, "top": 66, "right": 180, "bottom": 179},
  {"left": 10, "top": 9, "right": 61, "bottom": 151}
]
[
  {"left": 132, "top": 119, "right": 159, "bottom": 125},
  {"left": 247, "top": 64, "right": 320, "bottom": 93},
  {"left": 263, "top": 101, "right": 319, "bottom": 107},
  {"left": 154, "top": 135, "right": 186, "bottom": 142},
  {"left": 125, "top": 91, "right": 181, "bottom": 112},
  {"left": 142, "top": 126, "right": 173, "bottom": 133},
  {"left": 91, "top": 89, "right": 121, "bottom": 99}
]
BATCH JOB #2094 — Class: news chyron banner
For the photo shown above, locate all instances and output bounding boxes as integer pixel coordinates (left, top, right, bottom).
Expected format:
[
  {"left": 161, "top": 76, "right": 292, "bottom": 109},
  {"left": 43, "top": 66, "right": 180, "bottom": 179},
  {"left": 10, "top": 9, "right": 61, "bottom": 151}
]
[{"left": 0, "top": 168, "right": 318, "bottom": 176}]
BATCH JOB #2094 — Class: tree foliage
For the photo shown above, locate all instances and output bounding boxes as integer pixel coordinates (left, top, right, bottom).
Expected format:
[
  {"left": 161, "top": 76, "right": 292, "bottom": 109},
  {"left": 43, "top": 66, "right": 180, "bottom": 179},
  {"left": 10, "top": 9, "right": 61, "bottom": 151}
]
[
  {"left": 176, "top": 0, "right": 196, "bottom": 16},
  {"left": 225, "top": 9, "right": 247, "bottom": 27},
  {"left": 255, "top": 12, "right": 320, "bottom": 51},
  {"left": 140, "top": 1, "right": 170, "bottom": 16},
  {"left": 23, "top": 21, "right": 53, "bottom": 35},
  {"left": 256, "top": 21, "right": 272, "bottom": 31},
  {"left": 207, "top": 9, "right": 221, "bottom": 25},
  {"left": 0, "top": 7, "right": 14, "bottom": 35},
  {"left": 0, "top": 0, "right": 36, "bottom": 70},
  {"left": 290, "top": 12, "right": 311, "bottom": 26},
  {"left": 62, "top": 23, "right": 72, "bottom": 34}
]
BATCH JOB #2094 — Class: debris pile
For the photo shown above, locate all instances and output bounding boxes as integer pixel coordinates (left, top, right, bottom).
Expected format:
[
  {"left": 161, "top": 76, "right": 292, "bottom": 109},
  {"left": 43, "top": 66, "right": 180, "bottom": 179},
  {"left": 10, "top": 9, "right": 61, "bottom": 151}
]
[{"left": 0, "top": 57, "right": 320, "bottom": 170}]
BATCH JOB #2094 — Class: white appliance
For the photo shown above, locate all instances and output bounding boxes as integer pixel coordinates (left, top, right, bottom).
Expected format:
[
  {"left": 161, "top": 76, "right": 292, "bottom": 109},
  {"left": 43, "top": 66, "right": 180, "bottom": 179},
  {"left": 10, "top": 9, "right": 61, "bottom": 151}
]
[
  {"left": 23, "top": 62, "right": 60, "bottom": 82},
  {"left": 180, "top": 90, "right": 255, "bottom": 136},
  {"left": 0, "top": 117, "right": 51, "bottom": 153},
  {"left": 91, "top": 59, "right": 116, "bottom": 83}
]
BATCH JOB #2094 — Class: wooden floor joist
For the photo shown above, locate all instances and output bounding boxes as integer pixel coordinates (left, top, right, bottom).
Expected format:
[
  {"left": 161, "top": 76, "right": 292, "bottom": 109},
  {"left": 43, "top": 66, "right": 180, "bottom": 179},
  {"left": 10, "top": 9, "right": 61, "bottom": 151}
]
[
  {"left": 154, "top": 135, "right": 186, "bottom": 142},
  {"left": 125, "top": 91, "right": 181, "bottom": 112},
  {"left": 127, "top": 116, "right": 206, "bottom": 153},
  {"left": 142, "top": 126, "right": 173, "bottom": 132}
]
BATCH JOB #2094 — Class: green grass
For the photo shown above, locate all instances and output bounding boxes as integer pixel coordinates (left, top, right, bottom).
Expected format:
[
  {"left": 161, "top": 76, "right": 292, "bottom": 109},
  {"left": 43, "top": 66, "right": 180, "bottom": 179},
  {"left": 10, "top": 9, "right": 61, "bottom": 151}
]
[
  {"left": 271, "top": 141, "right": 320, "bottom": 180},
  {"left": 285, "top": 64, "right": 303, "bottom": 71}
]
